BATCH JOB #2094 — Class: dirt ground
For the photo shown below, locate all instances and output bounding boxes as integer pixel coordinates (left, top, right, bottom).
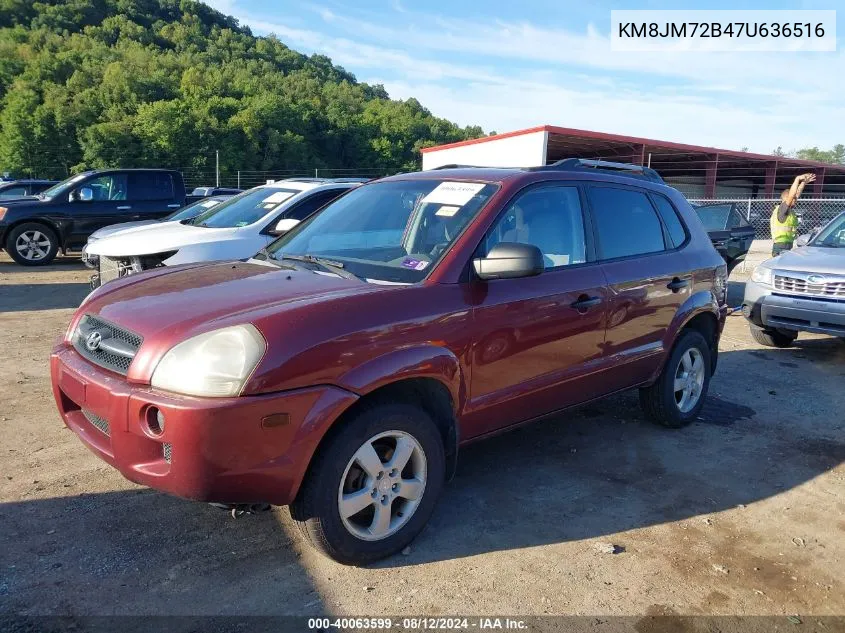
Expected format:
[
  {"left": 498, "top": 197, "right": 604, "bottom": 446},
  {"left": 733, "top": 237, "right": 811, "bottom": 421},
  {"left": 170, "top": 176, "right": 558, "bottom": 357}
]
[{"left": 1, "top": 251, "right": 843, "bottom": 621}]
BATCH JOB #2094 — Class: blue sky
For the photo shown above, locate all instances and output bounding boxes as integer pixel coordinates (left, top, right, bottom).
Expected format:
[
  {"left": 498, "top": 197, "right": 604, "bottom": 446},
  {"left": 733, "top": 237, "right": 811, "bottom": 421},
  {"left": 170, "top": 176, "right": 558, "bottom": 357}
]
[{"left": 204, "top": 1, "right": 843, "bottom": 153}]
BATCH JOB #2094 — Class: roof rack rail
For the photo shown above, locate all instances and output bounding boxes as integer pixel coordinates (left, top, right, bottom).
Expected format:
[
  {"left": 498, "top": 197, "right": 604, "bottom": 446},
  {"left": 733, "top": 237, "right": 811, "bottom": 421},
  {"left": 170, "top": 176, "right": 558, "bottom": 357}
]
[{"left": 534, "top": 158, "right": 664, "bottom": 183}]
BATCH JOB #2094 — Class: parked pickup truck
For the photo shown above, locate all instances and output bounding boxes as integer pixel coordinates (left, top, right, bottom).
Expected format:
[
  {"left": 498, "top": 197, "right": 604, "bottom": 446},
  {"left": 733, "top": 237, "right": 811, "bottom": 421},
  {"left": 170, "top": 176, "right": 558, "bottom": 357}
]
[{"left": 0, "top": 169, "right": 188, "bottom": 266}]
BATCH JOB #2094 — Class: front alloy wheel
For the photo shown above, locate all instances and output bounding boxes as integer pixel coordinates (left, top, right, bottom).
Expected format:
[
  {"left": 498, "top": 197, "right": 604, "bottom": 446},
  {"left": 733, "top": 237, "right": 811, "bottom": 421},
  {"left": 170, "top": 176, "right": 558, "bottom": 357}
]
[
  {"left": 339, "top": 431, "right": 427, "bottom": 541},
  {"left": 291, "top": 402, "right": 445, "bottom": 565}
]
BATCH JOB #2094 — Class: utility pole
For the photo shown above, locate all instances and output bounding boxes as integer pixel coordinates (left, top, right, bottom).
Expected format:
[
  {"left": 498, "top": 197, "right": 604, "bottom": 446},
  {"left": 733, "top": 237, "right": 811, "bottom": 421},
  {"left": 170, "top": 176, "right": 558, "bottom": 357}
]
[{"left": 215, "top": 150, "right": 220, "bottom": 187}]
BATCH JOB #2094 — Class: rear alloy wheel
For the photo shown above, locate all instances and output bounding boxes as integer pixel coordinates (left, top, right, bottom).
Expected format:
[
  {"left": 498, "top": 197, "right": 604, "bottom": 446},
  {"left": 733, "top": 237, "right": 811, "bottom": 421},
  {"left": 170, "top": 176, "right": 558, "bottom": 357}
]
[
  {"left": 291, "top": 402, "right": 445, "bottom": 565},
  {"left": 6, "top": 222, "right": 59, "bottom": 266},
  {"left": 640, "top": 330, "right": 712, "bottom": 428},
  {"left": 749, "top": 324, "right": 796, "bottom": 348}
]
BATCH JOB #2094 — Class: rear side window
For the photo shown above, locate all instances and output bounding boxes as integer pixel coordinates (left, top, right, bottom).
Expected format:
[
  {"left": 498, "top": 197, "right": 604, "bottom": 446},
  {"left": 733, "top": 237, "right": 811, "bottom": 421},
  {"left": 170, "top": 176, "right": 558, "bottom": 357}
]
[
  {"left": 588, "top": 186, "right": 666, "bottom": 260},
  {"left": 651, "top": 194, "right": 687, "bottom": 248},
  {"left": 727, "top": 208, "right": 749, "bottom": 229},
  {"left": 130, "top": 172, "right": 175, "bottom": 201},
  {"left": 0, "top": 185, "right": 28, "bottom": 199}
]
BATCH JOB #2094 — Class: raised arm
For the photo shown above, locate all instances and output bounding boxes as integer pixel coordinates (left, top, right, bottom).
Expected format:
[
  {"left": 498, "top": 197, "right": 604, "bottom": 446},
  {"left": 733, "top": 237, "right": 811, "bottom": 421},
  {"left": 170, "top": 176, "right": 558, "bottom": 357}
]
[{"left": 784, "top": 173, "right": 816, "bottom": 207}]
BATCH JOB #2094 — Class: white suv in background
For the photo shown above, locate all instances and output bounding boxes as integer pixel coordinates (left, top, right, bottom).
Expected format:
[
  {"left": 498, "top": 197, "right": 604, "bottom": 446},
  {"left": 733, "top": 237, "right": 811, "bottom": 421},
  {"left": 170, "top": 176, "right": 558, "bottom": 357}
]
[{"left": 85, "top": 178, "right": 363, "bottom": 288}]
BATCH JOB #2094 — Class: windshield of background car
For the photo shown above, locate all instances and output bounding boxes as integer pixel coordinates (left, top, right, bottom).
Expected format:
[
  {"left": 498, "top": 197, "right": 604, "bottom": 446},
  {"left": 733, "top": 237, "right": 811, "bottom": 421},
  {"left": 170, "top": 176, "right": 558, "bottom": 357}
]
[
  {"left": 267, "top": 179, "right": 499, "bottom": 283},
  {"left": 39, "top": 173, "right": 89, "bottom": 199},
  {"left": 813, "top": 213, "right": 845, "bottom": 247},
  {"left": 693, "top": 204, "right": 731, "bottom": 230},
  {"left": 164, "top": 197, "right": 225, "bottom": 221},
  {"left": 191, "top": 187, "right": 301, "bottom": 228}
]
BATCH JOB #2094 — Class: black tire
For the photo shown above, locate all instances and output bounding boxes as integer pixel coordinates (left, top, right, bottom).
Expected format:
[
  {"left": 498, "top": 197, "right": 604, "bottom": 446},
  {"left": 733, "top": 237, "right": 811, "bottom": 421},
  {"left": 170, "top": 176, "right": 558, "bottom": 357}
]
[
  {"left": 5, "top": 222, "right": 59, "bottom": 266},
  {"left": 749, "top": 324, "right": 796, "bottom": 348},
  {"left": 639, "top": 330, "right": 712, "bottom": 428},
  {"left": 290, "top": 402, "right": 445, "bottom": 565}
]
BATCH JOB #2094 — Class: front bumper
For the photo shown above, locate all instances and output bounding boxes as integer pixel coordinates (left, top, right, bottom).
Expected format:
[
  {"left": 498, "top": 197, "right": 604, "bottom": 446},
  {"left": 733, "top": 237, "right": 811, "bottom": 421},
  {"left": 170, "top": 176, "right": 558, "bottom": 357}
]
[
  {"left": 743, "top": 279, "right": 845, "bottom": 337},
  {"left": 51, "top": 344, "right": 358, "bottom": 505}
]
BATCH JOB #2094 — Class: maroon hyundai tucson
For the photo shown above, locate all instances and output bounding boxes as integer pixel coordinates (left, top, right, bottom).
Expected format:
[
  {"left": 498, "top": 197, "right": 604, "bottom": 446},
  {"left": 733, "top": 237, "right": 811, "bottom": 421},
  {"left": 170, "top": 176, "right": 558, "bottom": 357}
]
[{"left": 52, "top": 159, "right": 728, "bottom": 564}]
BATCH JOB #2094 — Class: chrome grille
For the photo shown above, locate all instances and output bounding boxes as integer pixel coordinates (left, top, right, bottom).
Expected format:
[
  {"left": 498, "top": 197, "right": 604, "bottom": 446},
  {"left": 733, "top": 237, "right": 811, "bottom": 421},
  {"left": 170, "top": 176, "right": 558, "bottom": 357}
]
[
  {"left": 162, "top": 443, "right": 172, "bottom": 463},
  {"left": 72, "top": 314, "right": 142, "bottom": 375},
  {"left": 82, "top": 409, "right": 110, "bottom": 436},
  {"left": 774, "top": 273, "right": 845, "bottom": 299}
]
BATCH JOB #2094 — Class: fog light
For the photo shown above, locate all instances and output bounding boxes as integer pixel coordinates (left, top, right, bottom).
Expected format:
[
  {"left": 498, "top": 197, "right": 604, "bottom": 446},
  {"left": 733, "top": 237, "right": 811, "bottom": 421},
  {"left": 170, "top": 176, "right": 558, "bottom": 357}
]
[{"left": 146, "top": 406, "right": 165, "bottom": 436}]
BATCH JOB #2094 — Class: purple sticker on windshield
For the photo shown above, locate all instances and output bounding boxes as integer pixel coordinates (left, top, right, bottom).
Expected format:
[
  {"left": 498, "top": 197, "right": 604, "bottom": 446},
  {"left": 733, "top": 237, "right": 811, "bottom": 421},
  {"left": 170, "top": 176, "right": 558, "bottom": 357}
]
[{"left": 401, "top": 258, "right": 429, "bottom": 271}]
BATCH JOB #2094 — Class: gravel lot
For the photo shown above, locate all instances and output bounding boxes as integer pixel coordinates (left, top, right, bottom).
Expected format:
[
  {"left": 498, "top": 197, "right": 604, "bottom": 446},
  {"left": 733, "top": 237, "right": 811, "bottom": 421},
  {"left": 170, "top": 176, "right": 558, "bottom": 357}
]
[{"left": 1, "top": 250, "right": 843, "bottom": 621}]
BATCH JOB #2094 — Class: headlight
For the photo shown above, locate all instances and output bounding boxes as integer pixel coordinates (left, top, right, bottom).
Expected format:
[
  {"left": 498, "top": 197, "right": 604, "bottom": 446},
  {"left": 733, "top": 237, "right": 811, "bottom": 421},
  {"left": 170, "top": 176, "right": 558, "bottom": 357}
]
[
  {"left": 0, "top": 206, "right": 7, "bottom": 221},
  {"left": 751, "top": 265, "right": 773, "bottom": 286},
  {"left": 151, "top": 324, "right": 266, "bottom": 397}
]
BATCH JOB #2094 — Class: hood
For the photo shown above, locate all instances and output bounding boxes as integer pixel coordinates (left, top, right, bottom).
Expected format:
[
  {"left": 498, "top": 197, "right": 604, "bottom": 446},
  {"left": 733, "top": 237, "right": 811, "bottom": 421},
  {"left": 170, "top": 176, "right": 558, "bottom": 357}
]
[
  {"left": 770, "top": 245, "right": 845, "bottom": 275},
  {"left": 89, "top": 219, "right": 160, "bottom": 241},
  {"left": 0, "top": 196, "right": 42, "bottom": 208},
  {"left": 86, "top": 221, "right": 241, "bottom": 256},
  {"left": 79, "top": 260, "right": 393, "bottom": 380},
  {"left": 0, "top": 195, "right": 40, "bottom": 203}
]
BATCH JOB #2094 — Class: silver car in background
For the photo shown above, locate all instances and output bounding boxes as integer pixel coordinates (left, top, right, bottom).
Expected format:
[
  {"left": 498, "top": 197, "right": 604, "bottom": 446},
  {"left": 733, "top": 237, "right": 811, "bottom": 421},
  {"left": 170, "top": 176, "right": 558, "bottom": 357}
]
[{"left": 743, "top": 211, "right": 845, "bottom": 347}]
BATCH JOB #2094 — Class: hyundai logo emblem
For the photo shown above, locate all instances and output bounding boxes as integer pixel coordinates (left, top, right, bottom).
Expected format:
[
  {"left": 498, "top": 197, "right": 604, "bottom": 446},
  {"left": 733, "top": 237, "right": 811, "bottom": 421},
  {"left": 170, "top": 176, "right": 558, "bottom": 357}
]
[
  {"left": 85, "top": 330, "right": 103, "bottom": 351},
  {"left": 807, "top": 274, "right": 826, "bottom": 284}
]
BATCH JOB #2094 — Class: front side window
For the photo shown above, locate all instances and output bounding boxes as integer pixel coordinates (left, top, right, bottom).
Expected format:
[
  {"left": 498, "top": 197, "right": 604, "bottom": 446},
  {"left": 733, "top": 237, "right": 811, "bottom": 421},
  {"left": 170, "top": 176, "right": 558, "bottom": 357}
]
[
  {"left": 283, "top": 188, "right": 348, "bottom": 222},
  {"left": 78, "top": 174, "right": 129, "bottom": 201},
  {"left": 483, "top": 185, "right": 586, "bottom": 269},
  {"left": 268, "top": 179, "right": 498, "bottom": 283},
  {"left": 193, "top": 187, "right": 301, "bottom": 228},
  {"left": 40, "top": 173, "right": 89, "bottom": 199},
  {"left": 588, "top": 186, "right": 666, "bottom": 260}
]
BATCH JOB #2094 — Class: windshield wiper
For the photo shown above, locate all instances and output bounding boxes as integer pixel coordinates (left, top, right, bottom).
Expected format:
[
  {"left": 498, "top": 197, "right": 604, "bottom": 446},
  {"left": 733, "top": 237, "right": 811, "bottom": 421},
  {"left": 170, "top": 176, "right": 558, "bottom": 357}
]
[{"left": 277, "top": 254, "right": 363, "bottom": 281}]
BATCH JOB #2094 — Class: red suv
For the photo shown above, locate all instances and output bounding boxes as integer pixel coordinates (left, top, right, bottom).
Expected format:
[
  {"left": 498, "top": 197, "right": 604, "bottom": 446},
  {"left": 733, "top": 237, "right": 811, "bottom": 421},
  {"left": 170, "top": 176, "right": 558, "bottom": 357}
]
[{"left": 51, "top": 160, "right": 728, "bottom": 564}]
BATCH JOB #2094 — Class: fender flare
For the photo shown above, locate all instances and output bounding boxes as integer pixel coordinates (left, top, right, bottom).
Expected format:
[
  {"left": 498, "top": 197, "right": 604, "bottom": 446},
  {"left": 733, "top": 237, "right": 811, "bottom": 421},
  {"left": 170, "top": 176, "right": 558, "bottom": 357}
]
[{"left": 650, "top": 290, "right": 721, "bottom": 382}]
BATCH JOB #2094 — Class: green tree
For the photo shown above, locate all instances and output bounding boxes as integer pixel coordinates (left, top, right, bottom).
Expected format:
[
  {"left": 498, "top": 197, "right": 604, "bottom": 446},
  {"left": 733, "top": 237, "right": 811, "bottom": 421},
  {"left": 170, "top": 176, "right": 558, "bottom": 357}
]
[{"left": 0, "top": 0, "right": 484, "bottom": 180}]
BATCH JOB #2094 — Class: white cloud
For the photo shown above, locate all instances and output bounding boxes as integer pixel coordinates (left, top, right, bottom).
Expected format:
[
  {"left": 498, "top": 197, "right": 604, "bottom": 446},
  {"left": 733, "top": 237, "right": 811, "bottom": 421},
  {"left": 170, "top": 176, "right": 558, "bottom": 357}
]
[{"left": 204, "top": 0, "right": 844, "bottom": 153}]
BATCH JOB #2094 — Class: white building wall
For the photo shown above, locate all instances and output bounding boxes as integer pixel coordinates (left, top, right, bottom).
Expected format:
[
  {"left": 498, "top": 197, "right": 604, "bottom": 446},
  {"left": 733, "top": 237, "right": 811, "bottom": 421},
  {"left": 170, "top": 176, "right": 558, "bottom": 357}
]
[{"left": 421, "top": 131, "right": 549, "bottom": 170}]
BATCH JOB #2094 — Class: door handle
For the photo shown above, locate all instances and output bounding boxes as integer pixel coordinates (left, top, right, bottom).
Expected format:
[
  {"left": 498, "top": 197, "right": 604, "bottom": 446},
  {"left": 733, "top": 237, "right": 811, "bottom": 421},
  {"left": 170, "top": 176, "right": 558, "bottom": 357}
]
[
  {"left": 667, "top": 278, "right": 690, "bottom": 292},
  {"left": 167, "top": 203, "right": 181, "bottom": 208},
  {"left": 116, "top": 205, "right": 131, "bottom": 210},
  {"left": 570, "top": 295, "right": 602, "bottom": 312}
]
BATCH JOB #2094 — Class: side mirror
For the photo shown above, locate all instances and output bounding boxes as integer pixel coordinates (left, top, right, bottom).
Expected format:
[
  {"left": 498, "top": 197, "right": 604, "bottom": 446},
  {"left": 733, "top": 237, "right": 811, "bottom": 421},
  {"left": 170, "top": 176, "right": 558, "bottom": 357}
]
[
  {"left": 795, "top": 227, "right": 819, "bottom": 247},
  {"left": 71, "top": 187, "right": 93, "bottom": 202},
  {"left": 270, "top": 217, "right": 299, "bottom": 236},
  {"left": 472, "top": 242, "right": 544, "bottom": 281}
]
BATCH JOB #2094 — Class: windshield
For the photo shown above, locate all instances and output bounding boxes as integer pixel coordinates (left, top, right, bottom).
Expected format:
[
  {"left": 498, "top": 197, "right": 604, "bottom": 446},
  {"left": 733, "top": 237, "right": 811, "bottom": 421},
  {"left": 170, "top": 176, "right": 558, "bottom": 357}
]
[
  {"left": 267, "top": 179, "right": 499, "bottom": 283},
  {"left": 39, "top": 173, "right": 90, "bottom": 199},
  {"left": 164, "top": 196, "right": 225, "bottom": 221},
  {"left": 192, "top": 187, "right": 301, "bottom": 228},
  {"left": 693, "top": 204, "right": 731, "bottom": 231},
  {"left": 812, "top": 213, "right": 845, "bottom": 247}
]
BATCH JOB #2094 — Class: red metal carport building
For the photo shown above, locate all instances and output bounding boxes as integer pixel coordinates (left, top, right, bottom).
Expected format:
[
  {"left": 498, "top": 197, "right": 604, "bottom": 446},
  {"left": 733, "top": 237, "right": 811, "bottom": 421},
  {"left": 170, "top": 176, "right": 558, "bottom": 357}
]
[{"left": 421, "top": 125, "right": 845, "bottom": 198}]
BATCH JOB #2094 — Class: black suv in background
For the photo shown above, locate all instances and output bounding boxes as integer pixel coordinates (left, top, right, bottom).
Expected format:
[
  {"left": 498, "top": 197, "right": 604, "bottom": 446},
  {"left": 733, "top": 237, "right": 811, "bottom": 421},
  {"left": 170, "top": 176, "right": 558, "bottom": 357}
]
[{"left": 0, "top": 169, "right": 189, "bottom": 265}]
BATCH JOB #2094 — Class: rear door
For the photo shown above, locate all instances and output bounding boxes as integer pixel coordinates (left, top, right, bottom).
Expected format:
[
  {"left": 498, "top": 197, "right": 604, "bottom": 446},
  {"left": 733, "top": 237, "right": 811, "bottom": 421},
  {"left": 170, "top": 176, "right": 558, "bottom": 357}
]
[
  {"left": 64, "top": 172, "right": 133, "bottom": 251},
  {"left": 463, "top": 183, "right": 609, "bottom": 439},
  {"left": 585, "top": 184, "right": 691, "bottom": 391},
  {"left": 128, "top": 172, "right": 181, "bottom": 220}
]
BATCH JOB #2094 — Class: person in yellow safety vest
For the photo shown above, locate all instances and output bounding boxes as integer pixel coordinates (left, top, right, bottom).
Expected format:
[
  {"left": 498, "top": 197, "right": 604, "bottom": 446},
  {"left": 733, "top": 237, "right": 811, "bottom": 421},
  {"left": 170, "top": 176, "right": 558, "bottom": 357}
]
[{"left": 770, "top": 172, "right": 816, "bottom": 256}]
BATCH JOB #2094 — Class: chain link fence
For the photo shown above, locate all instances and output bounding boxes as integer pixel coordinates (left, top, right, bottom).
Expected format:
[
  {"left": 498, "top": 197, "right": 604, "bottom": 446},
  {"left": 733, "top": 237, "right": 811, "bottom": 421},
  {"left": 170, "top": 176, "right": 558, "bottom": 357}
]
[
  {"left": 181, "top": 167, "right": 403, "bottom": 192},
  {"left": 688, "top": 198, "right": 845, "bottom": 239}
]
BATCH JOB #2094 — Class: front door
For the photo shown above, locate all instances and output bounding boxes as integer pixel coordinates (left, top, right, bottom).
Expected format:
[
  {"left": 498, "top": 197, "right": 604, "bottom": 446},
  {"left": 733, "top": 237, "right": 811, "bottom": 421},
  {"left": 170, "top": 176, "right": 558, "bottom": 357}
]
[
  {"left": 463, "top": 183, "right": 608, "bottom": 439},
  {"left": 65, "top": 172, "right": 133, "bottom": 250}
]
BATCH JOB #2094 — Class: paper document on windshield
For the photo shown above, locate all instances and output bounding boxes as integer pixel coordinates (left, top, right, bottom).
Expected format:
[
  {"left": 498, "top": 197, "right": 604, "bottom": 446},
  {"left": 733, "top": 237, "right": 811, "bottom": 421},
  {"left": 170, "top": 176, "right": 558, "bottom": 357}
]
[{"left": 422, "top": 182, "right": 485, "bottom": 207}]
